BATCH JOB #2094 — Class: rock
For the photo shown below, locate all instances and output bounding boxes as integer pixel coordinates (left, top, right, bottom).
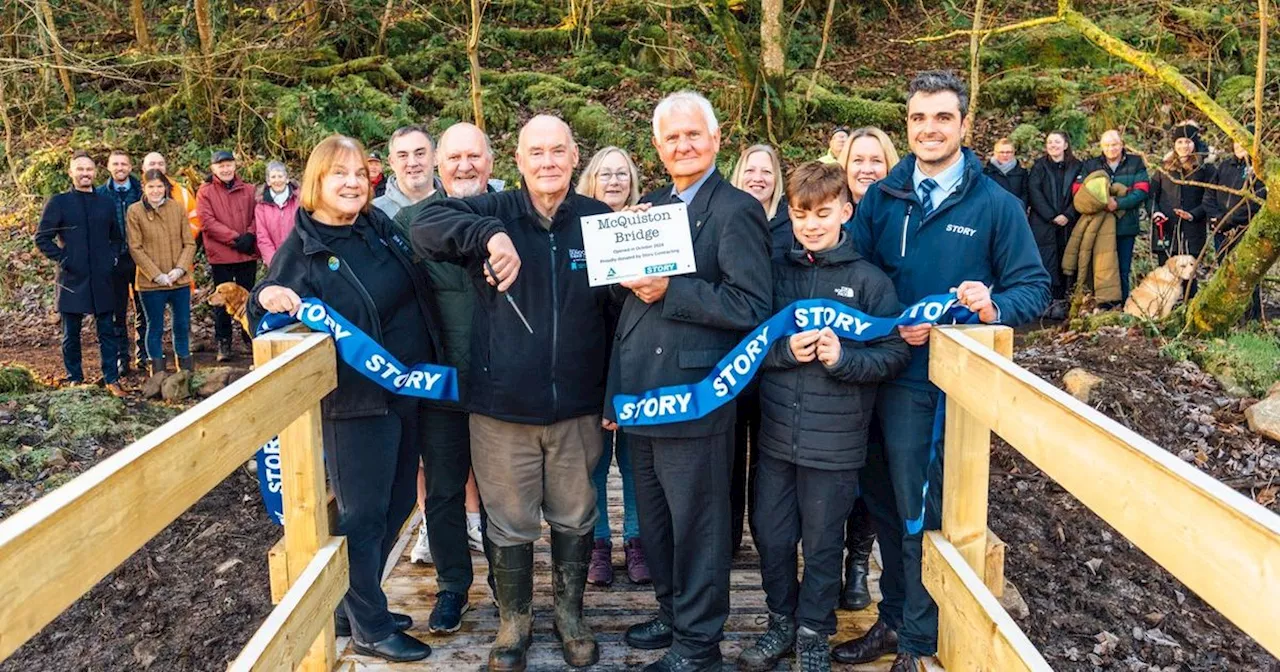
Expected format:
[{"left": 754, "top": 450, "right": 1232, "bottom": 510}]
[
  {"left": 196, "top": 367, "right": 245, "bottom": 396},
  {"left": 1268, "top": 381, "right": 1280, "bottom": 398},
  {"left": 999, "top": 579, "right": 1030, "bottom": 619},
  {"left": 1063, "top": 368, "right": 1104, "bottom": 403},
  {"left": 1244, "top": 396, "right": 1280, "bottom": 442},
  {"left": 46, "top": 449, "right": 68, "bottom": 469},
  {"left": 161, "top": 370, "right": 192, "bottom": 401},
  {"left": 1213, "top": 370, "right": 1250, "bottom": 398},
  {"left": 140, "top": 371, "right": 170, "bottom": 399}
]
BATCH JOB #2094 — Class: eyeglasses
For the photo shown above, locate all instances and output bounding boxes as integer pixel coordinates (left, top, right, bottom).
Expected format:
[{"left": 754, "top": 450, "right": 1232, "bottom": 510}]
[{"left": 597, "top": 171, "right": 630, "bottom": 183}]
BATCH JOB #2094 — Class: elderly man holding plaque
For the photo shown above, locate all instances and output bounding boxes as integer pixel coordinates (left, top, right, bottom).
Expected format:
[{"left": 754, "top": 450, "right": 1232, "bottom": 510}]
[
  {"left": 604, "top": 90, "right": 773, "bottom": 672},
  {"left": 409, "top": 114, "right": 613, "bottom": 672}
]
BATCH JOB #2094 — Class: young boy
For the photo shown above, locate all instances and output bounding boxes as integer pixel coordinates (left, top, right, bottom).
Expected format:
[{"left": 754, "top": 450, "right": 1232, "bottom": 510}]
[{"left": 738, "top": 162, "right": 910, "bottom": 672}]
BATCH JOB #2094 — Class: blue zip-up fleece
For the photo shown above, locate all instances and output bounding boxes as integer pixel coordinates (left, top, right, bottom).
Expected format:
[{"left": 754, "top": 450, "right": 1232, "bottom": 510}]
[{"left": 849, "top": 148, "right": 1050, "bottom": 388}]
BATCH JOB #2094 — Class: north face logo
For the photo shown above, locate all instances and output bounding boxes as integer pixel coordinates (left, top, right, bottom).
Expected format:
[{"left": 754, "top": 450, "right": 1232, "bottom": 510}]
[
  {"left": 946, "top": 224, "right": 977, "bottom": 237},
  {"left": 833, "top": 286, "right": 854, "bottom": 298}
]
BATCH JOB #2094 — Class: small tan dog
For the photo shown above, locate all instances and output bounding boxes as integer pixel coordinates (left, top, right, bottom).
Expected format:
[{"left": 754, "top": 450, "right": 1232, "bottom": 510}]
[
  {"left": 208, "top": 281, "right": 253, "bottom": 337},
  {"left": 1124, "top": 255, "right": 1197, "bottom": 319}
]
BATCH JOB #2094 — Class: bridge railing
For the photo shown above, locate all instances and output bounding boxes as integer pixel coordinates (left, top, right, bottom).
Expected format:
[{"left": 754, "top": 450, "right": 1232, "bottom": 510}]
[
  {"left": 926, "top": 325, "right": 1280, "bottom": 670},
  {"left": 0, "top": 329, "right": 347, "bottom": 672}
]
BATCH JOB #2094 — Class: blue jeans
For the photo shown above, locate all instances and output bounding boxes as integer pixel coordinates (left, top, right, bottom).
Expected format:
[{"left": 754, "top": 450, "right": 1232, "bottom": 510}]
[
  {"left": 592, "top": 430, "right": 640, "bottom": 541},
  {"left": 1117, "top": 235, "right": 1136, "bottom": 302},
  {"left": 139, "top": 286, "right": 191, "bottom": 361},
  {"left": 61, "top": 312, "right": 119, "bottom": 384}
]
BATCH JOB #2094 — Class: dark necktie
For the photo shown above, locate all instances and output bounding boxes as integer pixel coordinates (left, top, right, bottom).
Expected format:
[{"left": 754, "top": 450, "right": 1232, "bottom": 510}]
[{"left": 918, "top": 178, "right": 938, "bottom": 219}]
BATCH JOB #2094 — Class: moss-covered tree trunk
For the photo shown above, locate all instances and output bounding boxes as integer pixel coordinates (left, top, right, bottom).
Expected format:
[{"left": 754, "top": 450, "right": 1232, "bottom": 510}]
[
  {"left": 130, "top": 0, "right": 151, "bottom": 52},
  {"left": 36, "top": 0, "right": 74, "bottom": 110}
]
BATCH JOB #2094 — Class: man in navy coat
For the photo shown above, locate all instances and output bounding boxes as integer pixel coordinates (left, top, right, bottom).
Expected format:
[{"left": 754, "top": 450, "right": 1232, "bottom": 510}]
[{"left": 35, "top": 151, "right": 124, "bottom": 396}]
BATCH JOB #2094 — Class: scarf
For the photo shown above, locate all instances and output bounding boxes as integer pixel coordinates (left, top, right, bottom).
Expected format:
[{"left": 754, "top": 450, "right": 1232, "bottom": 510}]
[
  {"left": 270, "top": 185, "right": 290, "bottom": 207},
  {"left": 991, "top": 158, "right": 1018, "bottom": 175}
]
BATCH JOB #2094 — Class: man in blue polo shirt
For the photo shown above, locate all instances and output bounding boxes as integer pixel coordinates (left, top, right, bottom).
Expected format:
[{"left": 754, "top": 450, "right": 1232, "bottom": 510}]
[{"left": 834, "top": 71, "right": 1049, "bottom": 672}]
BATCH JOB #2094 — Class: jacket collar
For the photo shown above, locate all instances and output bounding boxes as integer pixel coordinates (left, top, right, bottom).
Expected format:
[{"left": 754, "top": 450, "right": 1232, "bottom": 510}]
[
  {"left": 295, "top": 207, "right": 382, "bottom": 256},
  {"left": 97, "top": 175, "right": 141, "bottom": 196},
  {"left": 516, "top": 187, "right": 580, "bottom": 231},
  {"left": 787, "top": 232, "right": 860, "bottom": 267},
  {"left": 879, "top": 147, "right": 984, "bottom": 204}
]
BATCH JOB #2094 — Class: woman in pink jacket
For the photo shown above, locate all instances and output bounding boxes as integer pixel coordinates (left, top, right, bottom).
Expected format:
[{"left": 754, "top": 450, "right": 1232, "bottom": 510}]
[{"left": 254, "top": 162, "right": 300, "bottom": 266}]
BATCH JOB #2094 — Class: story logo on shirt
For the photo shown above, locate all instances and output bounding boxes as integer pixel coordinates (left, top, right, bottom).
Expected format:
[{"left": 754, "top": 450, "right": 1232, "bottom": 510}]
[{"left": 945, "top": 224, "right": 977, "bottom": 237}]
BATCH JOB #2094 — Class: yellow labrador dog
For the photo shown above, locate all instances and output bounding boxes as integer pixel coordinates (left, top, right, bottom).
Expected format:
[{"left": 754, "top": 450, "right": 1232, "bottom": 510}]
[{"left": 1124, "top": 255, "right": 1197, "bottom": 319}]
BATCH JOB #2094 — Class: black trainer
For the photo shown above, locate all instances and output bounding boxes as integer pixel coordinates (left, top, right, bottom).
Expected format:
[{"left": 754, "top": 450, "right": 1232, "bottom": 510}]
[
  {"left": 737, "top": 612, "right": 796, "bottom": 671},
  {"left": 352, "top": 630, "right": 431, "bottom": 663},
  {"left": 643, "top": 649, "right": 723, "bottom": 671},
  {"left": 625, "top": 617, "right": 674, "bottom": 650},
  {"left": 428, "top": 590, "right": 470, "bottom": 634}
]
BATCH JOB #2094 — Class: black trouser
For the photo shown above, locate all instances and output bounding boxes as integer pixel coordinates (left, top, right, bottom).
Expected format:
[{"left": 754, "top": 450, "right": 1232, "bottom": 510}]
[
  {"left": 211, "top": 260, "right": 257, "bottom": 345},
  {"left": 858, "top": 382, "right": 942, "bottom": 656},
  {"left": 630, "top": 431, "right": 732, "bottom": 659},
  {"left": 1031, "top": 222, "right": 1068, "bottom": 301},
  {"left": 420, "top": 407, "right": 474, "bottom": 595},
  {"left": 731, "top": 391, "right": 761, "bottom": 551},
  {"left": 111, "top": 265, "right": 146, "bottom": 366},
  {"left": 753, "top": 454, "right": 859, "bottom": 635},
  {"left": 1215, "top": 231, "right": 1263, "bottom": 321},
  {"left": 61, "top": 311, "right": 119, "bottom": 384},
  {"left": 844, "top": 496, "right": 873, "bottom": 552},
  {"left": 325, "top": 397, "right": 422, "bottom": 642}
]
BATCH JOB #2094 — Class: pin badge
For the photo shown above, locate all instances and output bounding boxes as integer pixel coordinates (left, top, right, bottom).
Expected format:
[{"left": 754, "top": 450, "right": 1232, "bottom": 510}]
[{"left": 328, "top": 256, "right": 340, "bottom": 271}]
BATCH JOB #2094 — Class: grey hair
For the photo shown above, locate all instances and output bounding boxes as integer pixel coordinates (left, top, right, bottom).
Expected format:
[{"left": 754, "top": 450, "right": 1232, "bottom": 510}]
[
  {"left": 387, "top": 124, "right": 434, "bottom": 153},
  {"left": 907, "top": 71, "right": 970, "bottom": 119},
  {"left": 265, "top": 161, "right": 288, "bottom": 176},
  {"left": 652, "top": 91, "right": 720, "bottom": 138}
]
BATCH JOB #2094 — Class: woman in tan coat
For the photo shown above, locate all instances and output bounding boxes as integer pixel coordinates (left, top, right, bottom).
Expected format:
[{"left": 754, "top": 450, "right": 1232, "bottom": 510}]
[{"left": 127, "top": 169, "right": 196, "bottom": 375}]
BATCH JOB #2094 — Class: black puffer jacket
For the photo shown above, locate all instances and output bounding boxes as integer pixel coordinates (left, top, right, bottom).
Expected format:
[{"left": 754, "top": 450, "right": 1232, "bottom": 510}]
[
  {"left": 757, "top": 235, "right": 911, "bottom": 471},
  {"left": 984, "top": 160, "right": 1030, "bottom": 209},
  {"left": 1205, "top": 155, "right": 1268, "bottom": 232}
]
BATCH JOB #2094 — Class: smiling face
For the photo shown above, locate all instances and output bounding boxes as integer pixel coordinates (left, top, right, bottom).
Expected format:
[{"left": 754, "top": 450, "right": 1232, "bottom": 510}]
[
  {"left": 653, "top": 106, "right": 720, "bottom": 183},
  {"left": 1174, "top": 137, "right": 1195, "bottom": 158},
  {"left": 592, "top": 150, "right": 633, "bottom": 211},
  {"left": 313, "top": 151, "right": 369, "bottom": 224},
  {"left": 1100, "top": 131, "right": 1124, "bottom": 162},
  {"left": 790, "top": 196, "right": 852, "bottom": 253},
  {"left": 141, "top": 152, "right": 166, "bottom": 174},
  {"left": 437, "top": 124, "right": 493, "bottom": 198},
  {"left": 1044, "top": 133, "right": 1067, "bottom": 161},
  {"left": 267, "top": 168, "right": 289, "bottom": 192},
  {"left": 387, "top": 131, "right": 433, "bottom": 194},
  {"left": 107, "top": 153, "right": 132, "bottom": 183},
  {"left": 907, "top": 91, "right": 966, "bottom": 173},
  {"left": 367, "top": 158, "right": 383, "bottom": 181},
  {"left": 68, "top": 157, "right": 97, "bottom": 192},
  {"left": 516, "top": 116, "right": 578, "bottom": 200},
  {"left": 211, "top": 160, "right": 237, "bottom": 182},
  {"left": 740, "top": 150, "right": 777, "bottom": 208},
  {"left": 845, "top": 136, "right": 888, "bottom": 203},
  {"left": 144, "top": 178, "right": 167, "bottom": 204}
]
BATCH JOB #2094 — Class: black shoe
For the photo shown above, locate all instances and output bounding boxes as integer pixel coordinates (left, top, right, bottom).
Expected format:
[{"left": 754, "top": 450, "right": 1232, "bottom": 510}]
[
  {"left": 737, "top": 612, "right": 796, "bottom": 671},
  {"left": 831, "top": 619, "right": 898, "bottom": 664},
  {"left": 428, "top": 590, "right": 470, "bottom": 634},
  {"left": 644, "top": 649, "right": 723, "bottom": 671},
  {"left": 796, "top": 628, "right": 831, "bottom": 672},
  {"left": 841, "top": 506, "right": 876, "bottom": 611},
  {"left": 177, "top": 356, "right": 194, "bottom": 372},
  {"left": 352, "top": 630, "right": 431, "bottom": 663},
  {"left": 335, "top": 612, "right": 412, "bottom": 638},
  {"left": 625, "top": 617, "right": 674, "bottom": 650},
  {"left": 889, "top": 651, "right": 923, "bottom": 672}
]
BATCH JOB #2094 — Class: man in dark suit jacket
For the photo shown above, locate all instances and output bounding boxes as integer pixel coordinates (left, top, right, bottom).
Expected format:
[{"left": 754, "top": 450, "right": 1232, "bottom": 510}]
[
  {"left": 35, "top": 151, "right": 124, "bottom": 395},
  {"left": 605, "top": 91, "right": 772, "bottom": 672}
]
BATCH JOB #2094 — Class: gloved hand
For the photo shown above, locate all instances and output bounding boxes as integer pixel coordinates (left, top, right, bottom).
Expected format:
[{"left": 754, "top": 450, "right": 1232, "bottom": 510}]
[
  {"left": 232, "top": 233, "right": 257, "bottom": 254},
  {"left": 166, "top": 268, "right": 186, "bottom": 284},
  {"left": 153, "top": 273, "right": 173, "bottom": 287}
]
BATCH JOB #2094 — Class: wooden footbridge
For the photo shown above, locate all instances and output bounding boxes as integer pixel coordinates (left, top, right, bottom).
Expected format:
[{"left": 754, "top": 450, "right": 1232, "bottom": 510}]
[{"left": 1, "top": 325, "right": 1277, "bottom": 671}]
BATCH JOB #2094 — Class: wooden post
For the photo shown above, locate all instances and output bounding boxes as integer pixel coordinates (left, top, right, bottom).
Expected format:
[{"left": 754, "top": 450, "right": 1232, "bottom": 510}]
[
  {"left": 253, "top": 332, "right": 335, "bottom": 672},
  {"left": 936, "top": 324, "right": 1012, "bottom": 664}
]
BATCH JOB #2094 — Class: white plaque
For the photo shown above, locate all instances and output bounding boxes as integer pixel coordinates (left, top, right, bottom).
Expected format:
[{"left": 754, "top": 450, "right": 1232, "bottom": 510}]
[{"left": 579, "top": 203, "right": 697, "bottom": 287}]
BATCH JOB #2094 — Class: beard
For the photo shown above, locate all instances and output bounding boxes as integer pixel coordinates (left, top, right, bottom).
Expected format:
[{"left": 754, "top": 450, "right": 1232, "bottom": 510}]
[{"left": 447, "top": 178, "right": 486, "bottom": 197}]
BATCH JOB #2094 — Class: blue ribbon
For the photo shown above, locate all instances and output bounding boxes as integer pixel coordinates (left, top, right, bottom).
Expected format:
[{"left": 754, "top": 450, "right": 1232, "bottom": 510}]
[
  {"left": 613, "top": 292, "right": 978, "bottom": 427},
  {"left": 252, "top": 298, "right": 460, "bottom": 524}
]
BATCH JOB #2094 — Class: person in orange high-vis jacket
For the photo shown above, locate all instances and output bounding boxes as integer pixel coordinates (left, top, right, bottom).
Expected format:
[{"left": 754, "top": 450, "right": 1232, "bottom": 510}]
[{"left": 142, "top": 153, "right": 201, "bottom": 240}]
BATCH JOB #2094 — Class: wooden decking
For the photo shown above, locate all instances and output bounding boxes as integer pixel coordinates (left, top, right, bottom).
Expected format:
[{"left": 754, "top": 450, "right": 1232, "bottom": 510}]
[{"left": 336, "top": 472, "right": 897, "bottom": 671}]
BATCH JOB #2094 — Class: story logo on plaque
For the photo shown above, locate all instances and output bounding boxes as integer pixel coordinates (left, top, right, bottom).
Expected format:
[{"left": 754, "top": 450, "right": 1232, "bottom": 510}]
[{"left": 579, "top": 203, "right": 697, "bottom": 287}]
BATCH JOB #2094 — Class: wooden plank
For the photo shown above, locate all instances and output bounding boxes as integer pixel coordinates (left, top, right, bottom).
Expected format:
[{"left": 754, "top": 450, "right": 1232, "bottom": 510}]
[
  {"left": 931, "top": 326, "right": 1280, "bottom": 657},
  {"left": 269, "top": 538, "right": 289, "bottom": 604},
  {"left": 922, "top": 532, "right": 1050, "bottom": 672},
  {"left": 937, "top": 325, "right": 1012, "bottom": 582},
  {"left": 229, "top": 537, "right": 349, "bottom": 672},
  {"left": 253, "top": 333, "right": 336, "bottom": 672},
  {"left": 984, "top": 531, "right": 1006, "bottom": 599},
  {"left": 0, "top": 333, "right": 336, "bottom": 661}
]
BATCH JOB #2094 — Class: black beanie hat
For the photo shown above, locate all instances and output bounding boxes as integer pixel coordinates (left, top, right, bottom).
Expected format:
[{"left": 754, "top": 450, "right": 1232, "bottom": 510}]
[{"left": 1171, "top": 124, "right": 1200, "bottom": 142}]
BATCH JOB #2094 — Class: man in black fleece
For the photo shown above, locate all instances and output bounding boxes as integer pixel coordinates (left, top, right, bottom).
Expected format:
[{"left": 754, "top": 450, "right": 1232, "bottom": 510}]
[
  {"left": 737, "top": 162, "right": 909, "bottom": 672},
  {"left": 408, "top": 114, "right": 613, "bottom": 672}
]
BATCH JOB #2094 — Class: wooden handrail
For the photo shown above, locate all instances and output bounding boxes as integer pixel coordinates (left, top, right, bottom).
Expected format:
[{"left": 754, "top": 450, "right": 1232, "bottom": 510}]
[
  {"left": 0, "top": 332, "right": 337, "bottom": 662},
  {"left": 929, "top": 326, "right": 1280, "bottom": 663}
]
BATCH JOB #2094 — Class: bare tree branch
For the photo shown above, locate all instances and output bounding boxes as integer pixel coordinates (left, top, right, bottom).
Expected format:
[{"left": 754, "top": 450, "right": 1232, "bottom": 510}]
[{"left": 890, "top": 15, "right": 1059, "bottom": 44}]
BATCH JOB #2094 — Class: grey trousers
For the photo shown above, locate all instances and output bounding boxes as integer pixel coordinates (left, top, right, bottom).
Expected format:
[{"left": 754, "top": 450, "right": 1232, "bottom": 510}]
[{"left": 469, "top": 413, "right": 603, "bottom": 546}]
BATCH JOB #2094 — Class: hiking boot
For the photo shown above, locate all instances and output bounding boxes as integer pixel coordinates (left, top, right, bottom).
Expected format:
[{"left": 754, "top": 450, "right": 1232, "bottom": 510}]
[
  {"left": 216, "top": 340, "right": 232, "bottom": 363},
  {"left": 889, "top": 652, "right": 925, "bottom": 672},
  {"left": 588, "top": 539, "right": 613, "bottom": 586},
  {"left": 795, "top": 628, "right": 831, "bottom": 672},
  {"left": 488, "top": 542, "right": 534, "bottom": 672},
  {"left": 428, "top": 590, "right": 469, "bottom": 634},
  {"left": 144, "top": 358, "right": 160, "bottom": 377},
  {"left": 410, "top": 520, "right": 433, "bottom": 564},
  {"left": 551, "top": 530, "right": 599, "bottom": 667},
  {"left": 625, "top": 537, "right": 652, "bottom": 584},
  {"left": 105, "top": 383, "right": 127, "bottom": 398},
  {"left": 831, "top": 619, "right": 898, "bottom": 664},
  {"left": 644, "top": 649, "right": 723, "bottom": 671},
  {"left": 177, "top": 356, "right": 194, "bottom": 372},
  {"left": 737, "top": 612, "right": 796, "bottom": 671},
  {"left": 625, "top": 617, "right": 673, "bottom": 650},
  {"left": 841, "top": 505, "right": 875, "bottom": 611},
  {"left": 352, "top": 631, "right": 431, "bottom": 663}
]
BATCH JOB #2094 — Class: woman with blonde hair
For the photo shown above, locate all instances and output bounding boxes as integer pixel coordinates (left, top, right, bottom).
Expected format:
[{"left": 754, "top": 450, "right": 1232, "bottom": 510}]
[
  {"left": 840, "top": 126, "right": 900, "bottom": 209},
  {"left": 251, "top": 135, "right": 444, "bottom": 663},
  {"left": 732, "top": 145, "right": 791, "bottom": 258},
  {"left": 575, "top": 146, "right": 651, "bottom": 588}
]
